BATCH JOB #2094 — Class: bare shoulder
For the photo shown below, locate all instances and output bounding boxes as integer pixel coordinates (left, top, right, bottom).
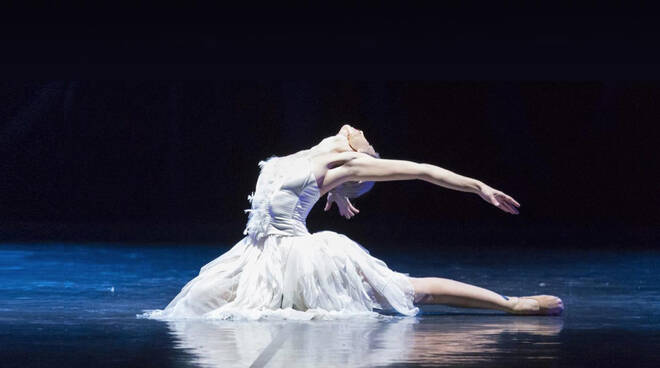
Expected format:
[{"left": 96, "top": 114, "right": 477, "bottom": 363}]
[
  {"left": 308, "top": 151, "right": 362, "bottom": 196},
  {"left": 310, "top": 150, "right": 426, "bottom": 195}
]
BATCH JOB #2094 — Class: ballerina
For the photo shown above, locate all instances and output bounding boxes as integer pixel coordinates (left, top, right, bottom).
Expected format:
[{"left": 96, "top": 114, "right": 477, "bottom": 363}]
[{"left": 144, "top": 124, "right": 563, "bottom": 321}]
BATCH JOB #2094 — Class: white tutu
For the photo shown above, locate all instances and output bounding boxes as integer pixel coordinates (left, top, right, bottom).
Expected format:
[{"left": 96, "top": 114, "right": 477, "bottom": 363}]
[
  {"left": 142, "top": 231, "right": 419, "bottom": 321},
  {"left": 142, "top": 151, "right": 419, "bottom": 321}
]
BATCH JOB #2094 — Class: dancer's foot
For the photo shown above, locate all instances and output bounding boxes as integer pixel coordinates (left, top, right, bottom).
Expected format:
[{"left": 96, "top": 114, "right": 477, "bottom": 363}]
[{"left": 507, "top": 295, "right": 564, "bottom": 316}]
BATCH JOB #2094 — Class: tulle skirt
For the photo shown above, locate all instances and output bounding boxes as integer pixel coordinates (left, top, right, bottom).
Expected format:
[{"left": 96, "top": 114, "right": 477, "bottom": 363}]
[{"left": 142, "top": 230, "right": 419, "bottom": 321}]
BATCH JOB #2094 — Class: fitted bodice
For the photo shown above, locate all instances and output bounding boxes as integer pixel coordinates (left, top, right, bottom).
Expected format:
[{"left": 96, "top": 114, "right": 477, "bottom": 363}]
[{"left": 242, "top": 151, "right": 321, "bottom": 242}]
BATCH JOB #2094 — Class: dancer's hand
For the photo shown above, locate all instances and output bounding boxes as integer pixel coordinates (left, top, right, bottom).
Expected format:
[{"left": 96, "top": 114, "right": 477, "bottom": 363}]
[
  {"left": 477, "top": 184, "right": 521, "bottom": 214},
  {"left": 324, "top": 190, "right": 360, "bottom": 219}
]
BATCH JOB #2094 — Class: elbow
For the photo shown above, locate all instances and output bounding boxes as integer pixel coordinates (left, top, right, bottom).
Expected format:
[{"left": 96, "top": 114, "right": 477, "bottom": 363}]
[
  {"left": 340, "top": 163, "right": 360, "bottom": 182},
  {"left": 417, "top": 163, "right": 433, "bottom": 181}
]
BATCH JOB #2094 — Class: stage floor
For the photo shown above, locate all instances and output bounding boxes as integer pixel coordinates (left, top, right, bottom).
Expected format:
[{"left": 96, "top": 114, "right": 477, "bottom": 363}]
[{"left": 1, "top": 242, "right": 659, "bottom": 367}]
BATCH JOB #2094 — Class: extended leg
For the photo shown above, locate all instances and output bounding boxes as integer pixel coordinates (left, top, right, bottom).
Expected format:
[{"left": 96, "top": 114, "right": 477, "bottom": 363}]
[{"left": 408, "top": 276, "right": 563, "bottom": 315}]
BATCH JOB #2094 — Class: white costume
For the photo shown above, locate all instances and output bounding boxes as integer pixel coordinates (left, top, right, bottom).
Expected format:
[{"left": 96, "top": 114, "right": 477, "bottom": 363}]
[{"left": 144, "top": 149, "right": 418, "bottom": 320}]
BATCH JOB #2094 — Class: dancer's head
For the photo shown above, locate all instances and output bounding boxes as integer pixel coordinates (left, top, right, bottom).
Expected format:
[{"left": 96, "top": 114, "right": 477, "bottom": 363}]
[
  {"left": 338, "top": 124, "right": 378, "bottom": 157},
  {"left": 334, "top": 123, "right": 379, "bottom": 198}
]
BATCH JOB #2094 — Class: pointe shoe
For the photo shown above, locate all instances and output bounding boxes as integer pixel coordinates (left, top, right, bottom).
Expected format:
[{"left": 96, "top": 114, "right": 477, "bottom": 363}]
[{"left": 510, "top": 295, "right": 564, "bottom": 316}]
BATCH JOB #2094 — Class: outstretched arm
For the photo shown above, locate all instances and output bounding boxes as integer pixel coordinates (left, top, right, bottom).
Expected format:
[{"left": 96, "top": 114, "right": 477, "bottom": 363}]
[{"left": 343, "top": 152, "right": 521, "bottom": 214}]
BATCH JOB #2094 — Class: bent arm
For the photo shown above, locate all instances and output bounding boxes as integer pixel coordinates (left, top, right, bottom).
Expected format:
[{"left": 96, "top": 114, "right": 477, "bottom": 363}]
[{"left": 344, "top": 153, "right": 483, "bottom": 194}]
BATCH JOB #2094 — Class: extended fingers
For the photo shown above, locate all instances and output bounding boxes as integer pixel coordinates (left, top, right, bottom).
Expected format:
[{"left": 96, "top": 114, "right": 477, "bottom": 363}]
[
  {"left": 495, "top": 194, "right": 519, "bottom": 214},
  {"left": 505, "top": 198, "right": 520, "bottom": 214},
  {"left": 336, "top": 203, "right": 355, "bottom": 219},
  {"left": 501, "top": 193, "right": 520, "bottom": 207},
  {"left": 342, "top": 208, "right": 354, "bottom": 219},
  {"left": 329, "top": 195, "right": 360, "bottom": 219},
  {"left": 499, "top": 201, "right": 518, "bottom": 214}
]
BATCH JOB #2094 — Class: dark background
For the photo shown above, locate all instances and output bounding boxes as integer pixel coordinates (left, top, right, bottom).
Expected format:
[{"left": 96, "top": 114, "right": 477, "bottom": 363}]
[{"left": 1, "top": 7, "right": 658, "bottom": 249}]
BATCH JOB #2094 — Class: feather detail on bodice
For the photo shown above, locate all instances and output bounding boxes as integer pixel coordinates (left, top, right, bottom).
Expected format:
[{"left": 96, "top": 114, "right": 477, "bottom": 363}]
[
  {"left": 242, "top": 150, "right": 311, "bottom": 242},
  {"left": 243, "top": 156, "right": 283, "bottom": 242}
]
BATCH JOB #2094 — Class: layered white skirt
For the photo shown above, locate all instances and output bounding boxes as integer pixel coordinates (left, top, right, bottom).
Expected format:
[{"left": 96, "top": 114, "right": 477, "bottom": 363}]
[{"left": 143, "top": 231, "right": 419, "bottom": 320}]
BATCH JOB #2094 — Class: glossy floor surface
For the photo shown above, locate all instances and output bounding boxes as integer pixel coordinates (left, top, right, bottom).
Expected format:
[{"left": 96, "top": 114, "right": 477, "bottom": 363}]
[{"left": 1, "top": 242, "right": 659, "bottom": 367}]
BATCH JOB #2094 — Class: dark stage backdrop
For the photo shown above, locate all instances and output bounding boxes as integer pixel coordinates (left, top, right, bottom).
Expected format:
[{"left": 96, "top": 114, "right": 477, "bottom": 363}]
[
  {"left": 0, "top": 81, "right": 657, "bottom": 248},
  {"left": 1, "top": 9, "right": 658, "bottom": 248}
]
